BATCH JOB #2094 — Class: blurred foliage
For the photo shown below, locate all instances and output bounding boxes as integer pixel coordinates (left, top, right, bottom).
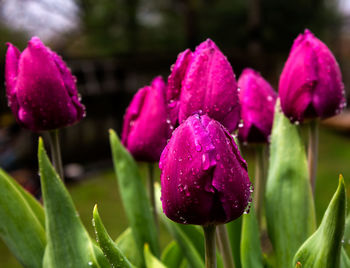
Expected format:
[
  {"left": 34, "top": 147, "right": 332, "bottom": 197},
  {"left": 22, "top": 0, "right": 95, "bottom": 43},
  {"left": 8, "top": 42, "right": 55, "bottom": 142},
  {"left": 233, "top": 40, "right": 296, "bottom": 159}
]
[{"left": 70, "top": 0, "right": 343, "bottom": 56}]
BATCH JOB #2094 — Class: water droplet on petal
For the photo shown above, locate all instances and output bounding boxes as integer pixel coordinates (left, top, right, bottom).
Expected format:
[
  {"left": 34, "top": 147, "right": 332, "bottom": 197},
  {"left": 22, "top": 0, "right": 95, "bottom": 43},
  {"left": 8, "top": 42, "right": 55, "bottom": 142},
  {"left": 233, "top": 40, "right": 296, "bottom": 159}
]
[{"left": 195, "top": 143, "right": 202, "bottom": 152}]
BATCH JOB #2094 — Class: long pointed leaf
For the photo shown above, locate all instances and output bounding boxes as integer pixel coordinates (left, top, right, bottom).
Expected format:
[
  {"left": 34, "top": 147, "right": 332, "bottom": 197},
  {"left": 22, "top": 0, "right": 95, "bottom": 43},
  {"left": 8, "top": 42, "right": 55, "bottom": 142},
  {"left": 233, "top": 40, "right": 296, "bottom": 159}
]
[
  {"left": 38, "top": 138, "right": 109, "bottom": 268},
  {"left": 341, "top": 248, "right": 350, "bottom": 268},
  {"left": 226, "top": 218, "right": 242, "bottom": 268},
  {"left": 265, "top": 101, "right": 316, "bottom": 267},
  {"left": 293, "top": 176, "right": 346, "bottom": 268},
  {"left": 145, "top": 244, "right": 166, "bottom": 268},
  {"left": 93, "top": 205, "right": 133, "bottom": 268},
  {"left": 109, "top": 130, "right": 159, "bottom": 265},
  {"left": 116, "top": 228, "right": 142, "bottom": 267},
  {"left": 240, "top": 206, "right": 264, "bottom": 268},
  {"left": 0, "top": 169, "right": 46, "bottom": 267},
  {"left": 161, "top": 241, "right": 185, "bottom": 268}
]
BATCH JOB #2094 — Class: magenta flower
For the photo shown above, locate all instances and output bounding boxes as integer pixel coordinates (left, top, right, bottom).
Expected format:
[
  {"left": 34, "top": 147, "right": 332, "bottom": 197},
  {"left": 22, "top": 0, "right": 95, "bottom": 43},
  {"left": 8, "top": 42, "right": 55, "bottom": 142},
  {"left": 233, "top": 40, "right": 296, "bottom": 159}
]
[
  {"left": 279, "top": 29, "right": 346, "bottom": 123},
  {"left": 238, "top": 68, "right": 277, "bottom": 143},
  {"left": 5, "top": 37, "right": 85, "bottom": 131},
  {"left": 160, "top": 114, "right": 251, "bottom": 225},
  {"left": 166, "top": 39, "right": 240, "bottom": 133},
  {"left": 122, "top": 76, "right": 172, "bottom": 162}
]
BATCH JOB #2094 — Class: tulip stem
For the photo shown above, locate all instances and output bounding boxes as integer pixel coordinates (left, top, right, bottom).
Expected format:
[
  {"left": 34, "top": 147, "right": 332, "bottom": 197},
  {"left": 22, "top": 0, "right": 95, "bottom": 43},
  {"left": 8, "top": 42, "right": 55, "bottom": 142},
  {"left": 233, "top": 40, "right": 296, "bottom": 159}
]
[
  {"left": 308, "top": 120, "right": 319, "bottom": 194},
  {"left": 216, "top": 224, "right": 235, "bottom": 268},
  {"left": 203, "top": 224, "right": 217, "bottom": 268},
  {"left": 48, "top": 130, "right": 64, "bottom": 182},
  {"left": 148, "top": 163, "right": 158, "bottom": 230},
  {"left": 254, "top": 144, "right": 266, "bottom": 225}
]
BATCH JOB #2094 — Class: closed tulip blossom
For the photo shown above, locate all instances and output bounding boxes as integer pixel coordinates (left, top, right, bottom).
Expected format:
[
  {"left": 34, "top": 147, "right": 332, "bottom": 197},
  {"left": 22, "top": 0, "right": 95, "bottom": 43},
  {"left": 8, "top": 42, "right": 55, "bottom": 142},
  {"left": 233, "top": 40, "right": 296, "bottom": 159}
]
[
  {"left": 159, "top": 114, "right": 252, "bottom": 225},
  {"left": 5, "top": 37, "right": 85, "bottom": 131},
  {"left": 167, "top": 39, "right": 240, "bottom": 132},
  {"left": 279, "top": 29, "right": 346, "bottom": 123},
  {"left": 238, "top": 68, "right": 277, "bottom": 143},
  {"left": 122, "top": 76, "right": 172, "bottom": 162}
]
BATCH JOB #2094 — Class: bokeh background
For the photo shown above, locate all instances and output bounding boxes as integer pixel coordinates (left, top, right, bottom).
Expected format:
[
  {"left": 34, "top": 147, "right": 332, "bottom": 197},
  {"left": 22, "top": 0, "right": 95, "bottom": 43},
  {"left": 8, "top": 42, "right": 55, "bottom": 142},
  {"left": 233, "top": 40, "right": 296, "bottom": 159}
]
[{"left": 0, "top": 0, "right": 350, "bottom": 266}]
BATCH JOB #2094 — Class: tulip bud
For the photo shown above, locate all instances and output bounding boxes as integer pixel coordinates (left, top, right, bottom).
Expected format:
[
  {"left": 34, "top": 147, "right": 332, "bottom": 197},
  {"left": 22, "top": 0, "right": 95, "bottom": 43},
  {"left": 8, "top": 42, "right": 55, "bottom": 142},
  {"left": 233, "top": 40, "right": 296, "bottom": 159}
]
[
  {"left": 159, "top": 114, "right": 252, "bottom": 225},
  {"left": 238, "top": 68, "right": 277, "bottom": 143},
  {"left": 279, "top": 29, "right": 346, "bottom": 123},
  {"left": 122, "top": 76, "right": 172, "bottom": 162},
  {"left": 166, "top": 39, "right": 240, "bottom": 132},
  {"left": 5, "top": 37, "right": 85, "bottom": 131}
]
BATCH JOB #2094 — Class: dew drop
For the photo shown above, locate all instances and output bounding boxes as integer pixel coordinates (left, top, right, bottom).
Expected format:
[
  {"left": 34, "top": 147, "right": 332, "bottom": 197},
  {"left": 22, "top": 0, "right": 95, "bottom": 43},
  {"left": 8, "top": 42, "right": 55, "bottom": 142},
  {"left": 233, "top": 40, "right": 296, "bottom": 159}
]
[
  {"left": 202, "top": 154, "right": 210, "bottom": 170},
  {"left": 195, "top": 143, "right": 202, "bottom": 152},
  {"left": 168, "top": 100, "right": 176, "bottom": 108}
]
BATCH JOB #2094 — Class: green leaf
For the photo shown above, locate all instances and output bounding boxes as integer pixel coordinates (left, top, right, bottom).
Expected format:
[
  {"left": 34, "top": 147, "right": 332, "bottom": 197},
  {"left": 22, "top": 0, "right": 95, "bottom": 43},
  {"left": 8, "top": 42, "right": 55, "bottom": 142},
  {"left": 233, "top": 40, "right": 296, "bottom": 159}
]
[
  {"left": 145, "top": 244, "right": 167, "bottom": 268},
  {"left": 265, "top": 101, "right": 316, "bottom": 267},
  {"left": 341, "top": 248, "right": 350, "bottom": 268},
  {"left": 0, "top": 169, "right": 46, "bottom": 267},
  {"left": 93, "top": 205, "right": 133, "bottom": 267},
  {"left": 161, "top": 241, "right": 185, "bottom": 268},
  {"left": 226, "top": 217, "right": 242, "bottom": 268},
  {"left": 161, "top": 220, "right": 204, "bottom": 268},
  {"left": 293, "top": 176, "right": 346, "bottom": 268},
  {"left": 116, "top": 228, "right": 142, "bottom": 267},
  {"left": 343, "top": 213, "right": 350, "bottom": 252},
  {"left": 109, "top": 130, "right": 160, "bottom": 265},
  {"left": 38, "top": 138, "right": 109, "bottom": 268},
  {"left": 240, "top": 206, "right": 264, "bottom": 268}
]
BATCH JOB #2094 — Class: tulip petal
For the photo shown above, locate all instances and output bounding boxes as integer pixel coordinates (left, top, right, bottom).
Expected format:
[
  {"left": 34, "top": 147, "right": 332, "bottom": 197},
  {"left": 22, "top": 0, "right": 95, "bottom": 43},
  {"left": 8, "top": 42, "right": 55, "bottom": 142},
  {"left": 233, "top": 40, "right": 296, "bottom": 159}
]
[
  {"left": 279, "top": 29, "right": 345, "bottom": 122},
  {"left": 5, "top": 43, "right": 21, "bottom": 117},
  {"left": 160, "top": 114, "right": 251, "bottom": 225},
  {"left": 238, "top": 68, "right": 277, "bottom": 143},
  {"left": 178, "top": 39, "right": 240, "bottom": 132},
  {"left": 160, "top": 114, "right": 217, "bottom": 225},
  {"left": 15, "top": 37, "right": 83, "bottom": 130},
  {"left": 279, "top": 37, "right": 318, "bottom": 122},
  {"left": 50, "top": 50, "right": 85, "bottom": 120},
  {"left": 203, "top": 117, "right": 250, "bottom": 222},
  {"left": 311, "top": 33, "right": 345, "bottom": 118},
  {"left": 167, "top": 49, "right": 193, "bottom": 126},
  {"left": 122, "top": 76, "right": 171, "bottom": 162}
]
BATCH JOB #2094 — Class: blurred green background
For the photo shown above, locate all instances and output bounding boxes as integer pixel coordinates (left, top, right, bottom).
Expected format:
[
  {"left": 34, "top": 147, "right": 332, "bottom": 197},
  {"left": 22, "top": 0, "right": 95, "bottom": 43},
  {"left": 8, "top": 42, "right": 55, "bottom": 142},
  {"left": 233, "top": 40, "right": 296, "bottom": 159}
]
[{"left": 0, "top": 0, "right": 350, "bottom": 266}]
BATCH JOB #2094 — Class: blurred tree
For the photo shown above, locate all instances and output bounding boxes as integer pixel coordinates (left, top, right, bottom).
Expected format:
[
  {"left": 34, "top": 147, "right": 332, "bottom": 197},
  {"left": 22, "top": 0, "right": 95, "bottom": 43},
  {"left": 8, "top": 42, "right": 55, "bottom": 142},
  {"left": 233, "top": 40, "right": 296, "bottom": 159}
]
[
  {"left": 260, "top": 0, "right": 343, "bottom": 52},
  {"left": 73, "top": 0, "right": 342, "bottom": 57}
]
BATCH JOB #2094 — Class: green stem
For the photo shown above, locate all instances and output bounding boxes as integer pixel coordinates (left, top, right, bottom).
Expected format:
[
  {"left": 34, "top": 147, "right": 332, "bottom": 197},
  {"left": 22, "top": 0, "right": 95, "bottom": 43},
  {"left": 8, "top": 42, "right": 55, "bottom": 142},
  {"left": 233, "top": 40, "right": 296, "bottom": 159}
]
[
  {"left": 48, "top": 130, "right": 64, "bottom": 182},
  {"left": 216, "top": 224, "right": 235, "bottom": 268},
  {"left": 148, "top": 163, "right": 158, "bottom": 230},
  {"left": 203, "top": 225, "right": 217, "bottom": 268},
  {"left": 254, "top": 145, "right": 266, "bottom": 225},
  {"left": 308, "top": 120, "right": 319, "bottom": 194}
]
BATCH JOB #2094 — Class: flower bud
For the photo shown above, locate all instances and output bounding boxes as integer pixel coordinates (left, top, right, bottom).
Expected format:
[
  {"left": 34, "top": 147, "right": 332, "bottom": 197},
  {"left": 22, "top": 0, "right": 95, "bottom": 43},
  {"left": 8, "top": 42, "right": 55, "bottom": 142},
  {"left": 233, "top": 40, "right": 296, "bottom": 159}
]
[
  {"left": 122, "top": 76, "right": 172, "bottom": 162},
  {"left": 166, "top": 39, "right": 240, "bottom": 132},
  {"left": 5, "top": 37, "right": 85, "bottom": 131},
  {"left": 279, "top": 29, "right": 346, "bottom": 123},
  {"left": 238, "top": 68, "right": 277, "bottom": 143},
  {"left": 159, "top": 114, "right": 251, "bottom": 225}
]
